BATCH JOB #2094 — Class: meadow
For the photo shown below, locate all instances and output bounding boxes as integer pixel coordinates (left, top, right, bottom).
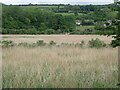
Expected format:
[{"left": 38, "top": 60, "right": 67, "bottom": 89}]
[{"left": 1, "top": 35, "right": 118, "bottom": 88}]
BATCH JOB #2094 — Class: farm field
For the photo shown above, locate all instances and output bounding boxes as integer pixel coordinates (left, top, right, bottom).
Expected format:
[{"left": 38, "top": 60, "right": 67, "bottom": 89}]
[
  {"left": 1, "top": 35, "right": 118, "bottom": 88},
  {"left": 56, "top": 13, "right": 75, "bottom": 16},
  {"left": 20, "top": 5, "right": 58, "bottom": 11},
  {"left": 2, "top": 35, "right": 113, "bottom": 44}
]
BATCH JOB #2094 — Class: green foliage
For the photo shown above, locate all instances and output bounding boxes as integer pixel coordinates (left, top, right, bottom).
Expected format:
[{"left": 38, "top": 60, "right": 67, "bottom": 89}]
[
  {"left": 111, "top": 37, "right": 120, "bottom": 47},
  {"left": 82, "top": 20, "right": 94, "bottom": 26},
  {"left": 106, "top": 11, "right": 118, "bottom": 20},
  {"left": 2, "top": 5, "right": 76, "bottom": 34},
  {"left": 109, "top": 1, "right": 120, "bottom": 47},
  {"left": 94, "top": 21, "right": 105, "bottom": 30},
  {"left": 0, "top": 39, "right": 110, "bottom": 49},
  {"left": 61, "top": 43, "right": 69, "bottom": 46},
  {"left": 1, "top": 40, "right": 15, "bottom": 47},
  {"left": 45, "top": 29, "right": 55, "bottom": 34},
  {"left": 18, "top": 42, "right": 30, "bottom": 47},
  {"left": 82, "top": 29, "right": 95, "bottom": 34},
  {"left": 2, "top": 28, "right": 38, "bottom": 34},
  {"left": 88, "top": 38, "right": 106, "bottom": 48},
  {"left": 80, "top": 40, "right": 85, "bottom": 47},
  {"left": 93, "top": 81, "right": 107, "bottom": 88},
  {"left": 49, "top": 41, "right": 56, "bottom": 46},
  {"left": 2, "top": 4, "right": 119, "bottom": 36},
  {"left": 36, "top": 40, "right": 46, "bottom": 46},
  {"left": 75, "top": 40, "right": 85, "bottom": 47}
]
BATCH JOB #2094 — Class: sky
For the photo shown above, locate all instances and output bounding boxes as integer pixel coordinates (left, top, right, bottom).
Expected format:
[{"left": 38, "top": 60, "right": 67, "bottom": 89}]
[{"left": 0, "top": 0, "right": 115, "bottom": 5}]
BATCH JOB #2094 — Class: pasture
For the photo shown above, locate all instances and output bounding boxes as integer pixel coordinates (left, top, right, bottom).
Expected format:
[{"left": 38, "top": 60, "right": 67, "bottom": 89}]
[
  {"left": 1, "top": 35, "right": 118, "bottom": 88},
  {"left": 20, "top": 6, "right": 57, "bottom": 12}
]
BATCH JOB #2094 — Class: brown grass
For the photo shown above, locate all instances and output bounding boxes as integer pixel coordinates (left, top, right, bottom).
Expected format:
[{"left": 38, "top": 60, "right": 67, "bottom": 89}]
[
  {"left": 2, "top": 46, "right": 118, "bottom": 88},
  {"left": 0, "top": 47, "right": 2, "bottom": 89},
  {"left": 2, "top": 35, "right": 113, "bottom": 44},
  {"left": 0, "top": 35, "right": 2, "bottom": 89}
]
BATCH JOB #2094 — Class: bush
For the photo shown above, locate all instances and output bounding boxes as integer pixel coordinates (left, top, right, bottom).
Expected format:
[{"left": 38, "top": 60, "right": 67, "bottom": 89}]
[
  {"left": 61, "top": 43, "right": 71, "bottom": 46},
  {"left": 82, "top": 29, "right": 95, "bottom": 34},
  {"left": 75, "top": 43, "right": 81, "bottom": 47},
  {"left": 18, "top": 42, "right": 38, "bottom": 47},
  {"left": 49, "top": 41, "right": 56, "bottom": 46},
  {"left": 88, "top": 38, "right": 106, "bottom": 48},
  {"left": 18, "top": 42, "right": 30, "bottom": 47},
  {"left": 45, "top": 29, "right": 55, "bottom": 34},
  {"left": 75, "top": 41, "right": 85, "bottom": 48},
  {"left": 111, "top": 39, "right": 120, "bottom": 48},
  {"left": 36, "top": 40, "right": 46, "bottom": 46},
  {"left": 29, "top": 43, "right": 37, "bottom": 47},
  {"left": 80, "top": 40, "right": 85, "bottom": 47},
  {"left": 1, "top": 40, "right": 15, "bottom": 47}
]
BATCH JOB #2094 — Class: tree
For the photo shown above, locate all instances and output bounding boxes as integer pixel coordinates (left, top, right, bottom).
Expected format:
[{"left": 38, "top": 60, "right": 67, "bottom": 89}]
[
  {"left": 111, "top": 1, "right": 120, "bottom": 47},
  {"left": 114, "top": 0, "right": 119, "bottom": 4}
]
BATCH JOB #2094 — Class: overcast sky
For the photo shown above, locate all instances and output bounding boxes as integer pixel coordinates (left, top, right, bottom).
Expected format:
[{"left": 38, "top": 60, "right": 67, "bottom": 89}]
[{"left": 1, "top": 0, "right": 115, "bottom": 5}]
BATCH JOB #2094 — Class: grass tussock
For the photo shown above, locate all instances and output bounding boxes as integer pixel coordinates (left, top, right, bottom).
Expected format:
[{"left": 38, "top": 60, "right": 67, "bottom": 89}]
[{"left": 2, "top": 46, "right": 118, "bottom": 88}]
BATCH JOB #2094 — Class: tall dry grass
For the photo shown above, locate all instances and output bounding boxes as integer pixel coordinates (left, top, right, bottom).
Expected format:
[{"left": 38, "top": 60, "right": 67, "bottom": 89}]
[
  {"left": 2, "top": 46, "right": 118, "bottom": 88},
  {"left": 0, "top": 47, "right": 2, "bottom": 89}
]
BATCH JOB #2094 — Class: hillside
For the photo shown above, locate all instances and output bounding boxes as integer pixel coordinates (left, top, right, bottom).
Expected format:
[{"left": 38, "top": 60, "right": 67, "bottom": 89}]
[{"left": 1, "top": 4, "right": 118, "bottom": 35}]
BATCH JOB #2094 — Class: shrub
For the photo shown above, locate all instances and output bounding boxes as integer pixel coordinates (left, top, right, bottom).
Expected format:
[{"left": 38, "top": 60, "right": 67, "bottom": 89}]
[
  {"left": 75, "top": 43, "right": 81, "bottom": 47},
  {"left": 18, "top": 42, "right": 30, "bottom": 47},
  {"left": 80, "top": 40, "right": 85, "bottom": 47},
  {"left": 74, "top": 40, "right": 85, "bottom": 48},
  {"left": 29, "top": 43, "right": 37, "bottom": 47},
  {"left": 18, "top": 42, "right": 38, "bottom": 47},
  {"left": 88, "top": 38, "right": 106, "bottom": 48},
  {"left": 49, "top": 41, "right": 56, "bottom": 46},
  {"left": 36, "top": 40, "right": 46, "bottom": 46},
  {"left": 110, "top": 39, "right": 120, "bottom": 48},
  {"left": 45, "top": 29, "right": 55, "bottom": 34},
  {"left": 61, "top": 43, "right": 70, "bottom": 46},
  {"left": 1, "top": 40, "right": 15, "bottom": 47},
  {"left": 82, "top": 29, "right": 95, "bottom": 34}
]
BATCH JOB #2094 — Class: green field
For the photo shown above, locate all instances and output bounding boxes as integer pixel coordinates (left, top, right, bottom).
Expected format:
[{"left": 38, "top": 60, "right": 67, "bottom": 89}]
[
  {"left": 76, "top": 26, "right": 95, "bottom": 31},
  {"left": 19, "top": 5, "right": 86, "bottom": 16},
  {"left": 20, "top": 5, "right": 58, "bottom": 11},
  {"left": 55, "top": 13, "right": 74, "bottom": 15}
]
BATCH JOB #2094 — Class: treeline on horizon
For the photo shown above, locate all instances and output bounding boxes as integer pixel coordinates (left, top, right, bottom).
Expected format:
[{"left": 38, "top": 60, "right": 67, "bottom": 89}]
[{"left": 1, "top": 3, "right": 118, "bottom": 34}]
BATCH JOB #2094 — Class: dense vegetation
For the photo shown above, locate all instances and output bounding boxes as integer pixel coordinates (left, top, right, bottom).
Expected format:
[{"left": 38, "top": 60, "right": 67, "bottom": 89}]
[
  {"left": 2, "top": 5, "right": 75, "bottom": 34},
  {"left": 111, "top": 1, "right": 120, "bottom": 47},
  {"left": 2, "top": 3, "right": 118, "bottom": 35}
]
